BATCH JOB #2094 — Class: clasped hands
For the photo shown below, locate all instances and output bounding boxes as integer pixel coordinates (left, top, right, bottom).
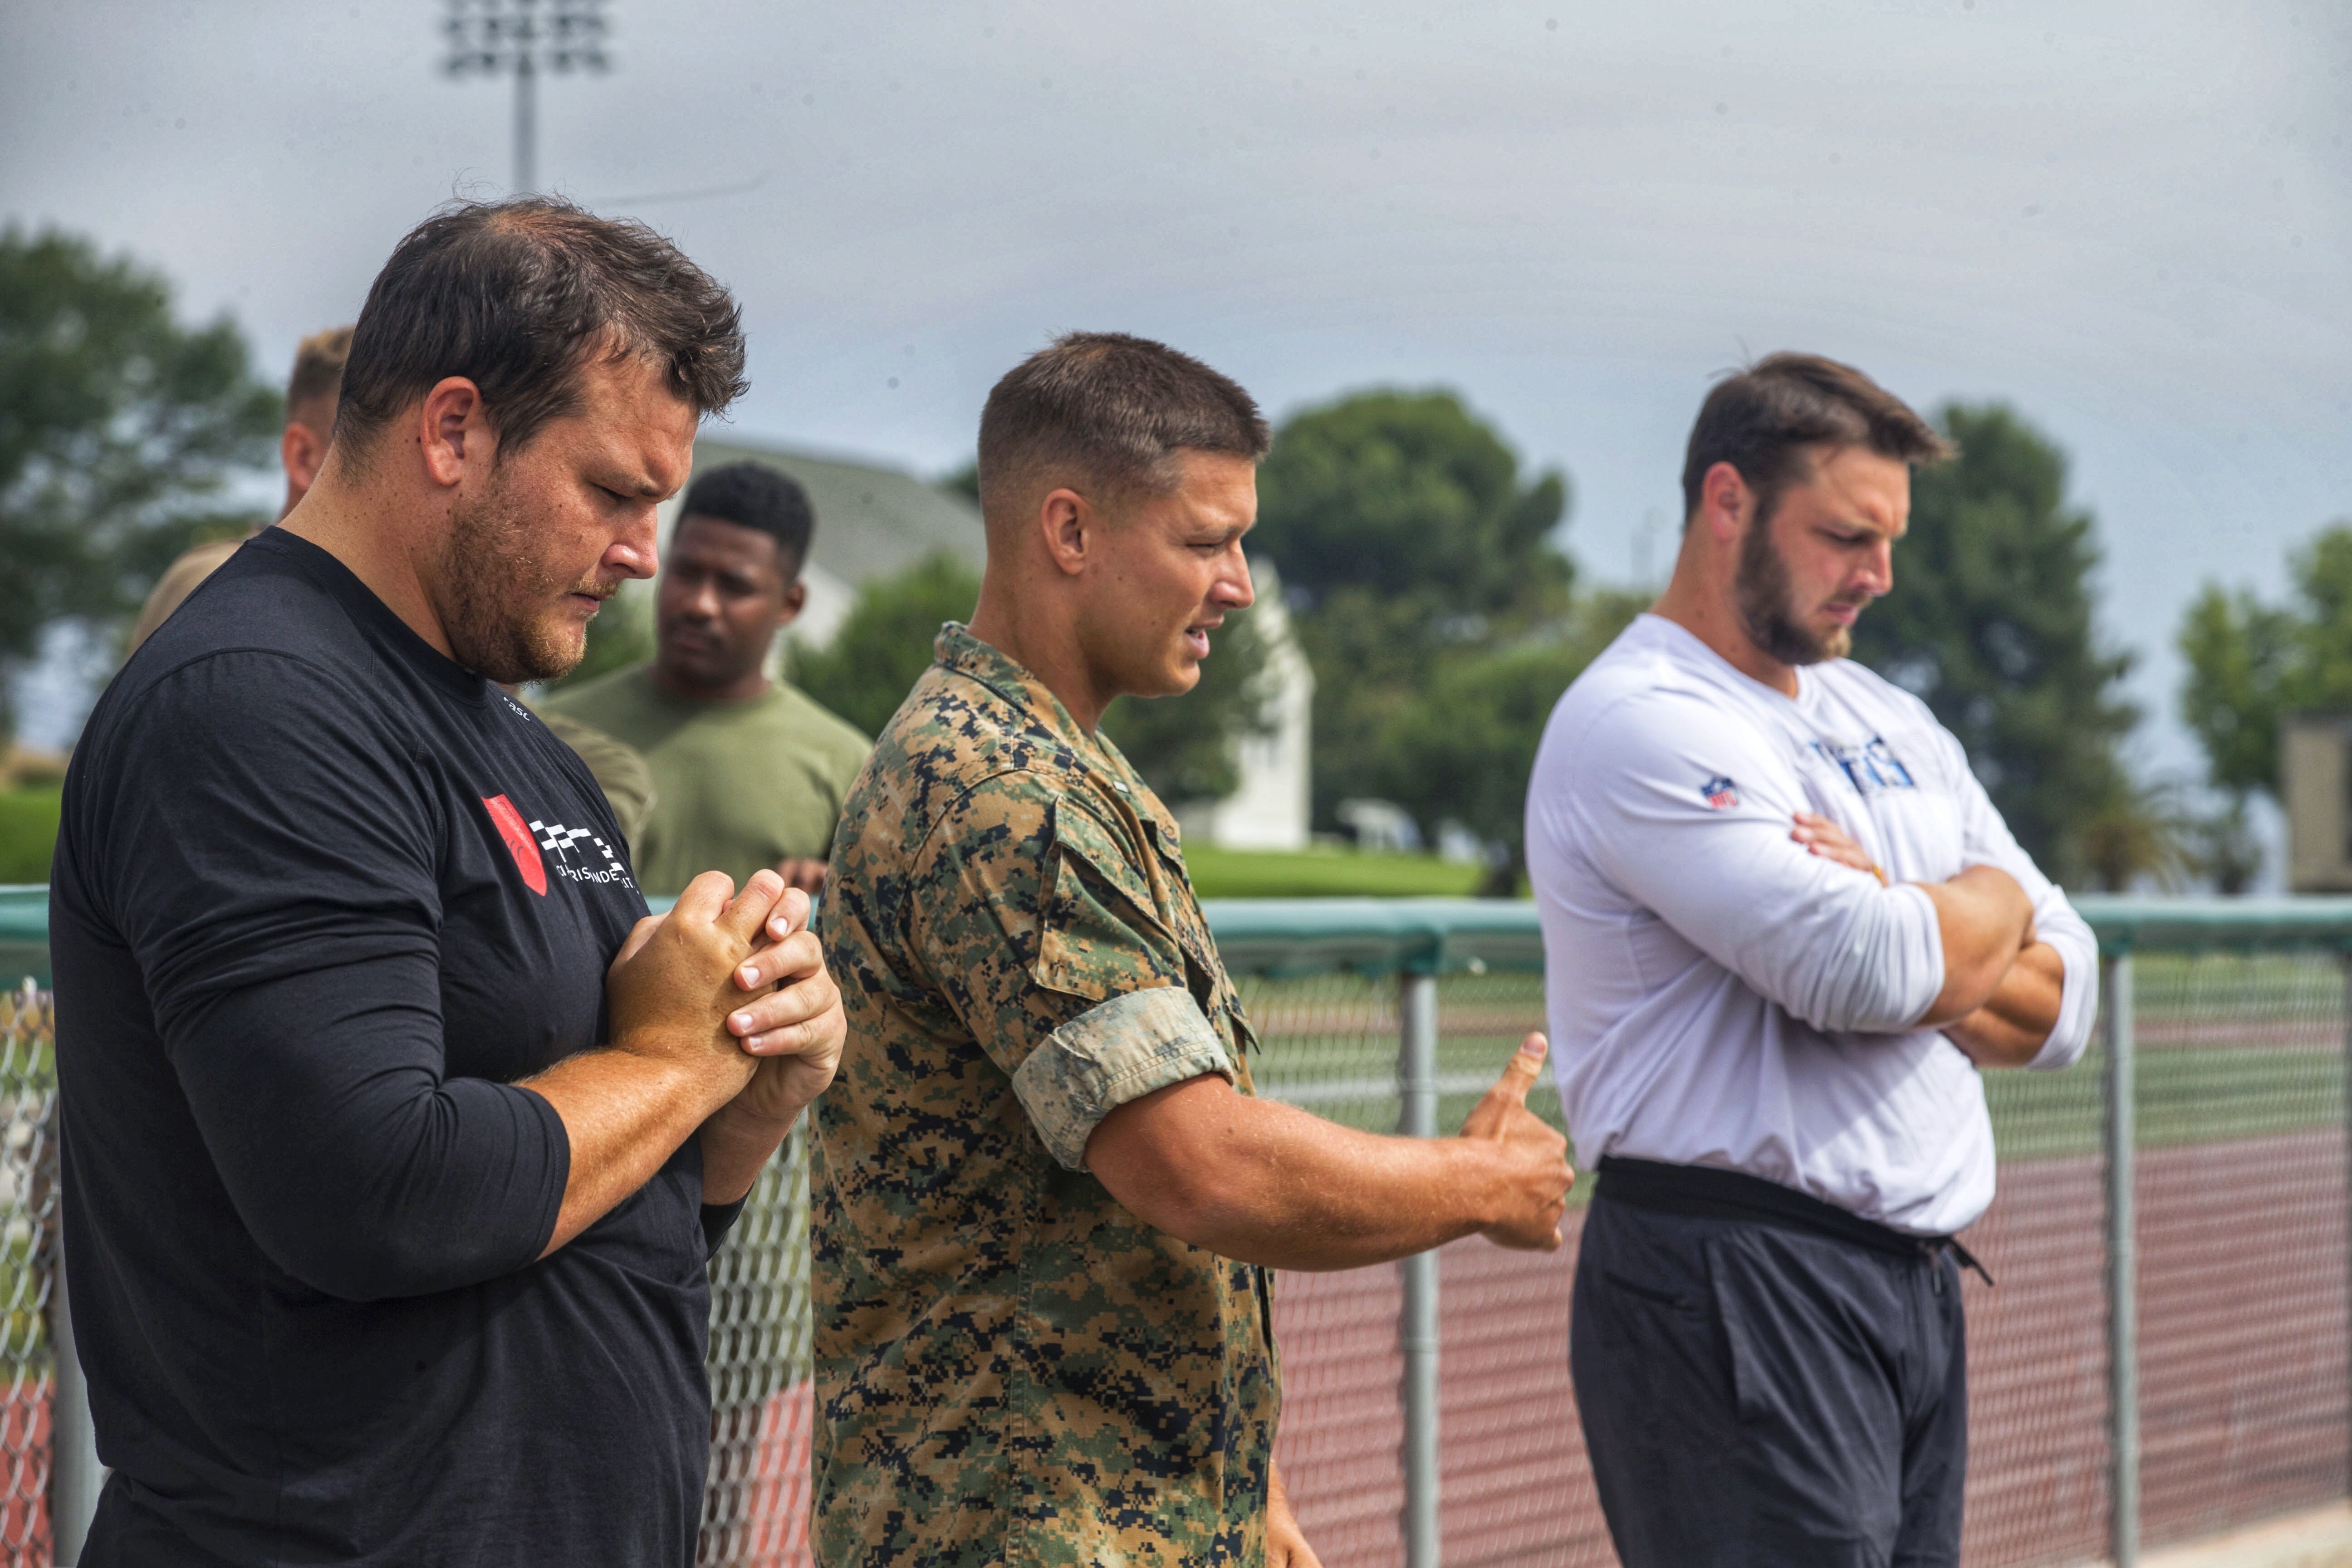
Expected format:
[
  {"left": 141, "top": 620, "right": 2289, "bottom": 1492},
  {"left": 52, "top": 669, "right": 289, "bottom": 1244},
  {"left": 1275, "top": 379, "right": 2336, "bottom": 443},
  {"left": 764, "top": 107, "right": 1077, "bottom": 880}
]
[{"left": 604, "top": 868, "right": 846, "bottom": 1132}]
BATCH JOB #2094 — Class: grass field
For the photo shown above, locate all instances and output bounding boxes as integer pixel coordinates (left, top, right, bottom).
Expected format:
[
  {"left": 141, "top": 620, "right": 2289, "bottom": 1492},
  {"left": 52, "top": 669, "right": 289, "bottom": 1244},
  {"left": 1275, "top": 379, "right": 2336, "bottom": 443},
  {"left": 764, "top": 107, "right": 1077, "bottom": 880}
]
[
  {"left": 0, "top": 789, "right": 60, "bottom": 885},
  {"left": 1236, "top": 965, "right": 2349, "bottom": 1188},
  {"left": 1183, "top": 844, "right": 1487, "bottom": 899}
]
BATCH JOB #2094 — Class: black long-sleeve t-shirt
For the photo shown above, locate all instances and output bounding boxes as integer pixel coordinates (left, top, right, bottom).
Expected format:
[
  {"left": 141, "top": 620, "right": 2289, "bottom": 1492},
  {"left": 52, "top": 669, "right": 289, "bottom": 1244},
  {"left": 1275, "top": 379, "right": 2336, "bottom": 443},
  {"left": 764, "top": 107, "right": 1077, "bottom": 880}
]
[{"left": 50, "top": 529, "right": 739, "bottom": 1567}]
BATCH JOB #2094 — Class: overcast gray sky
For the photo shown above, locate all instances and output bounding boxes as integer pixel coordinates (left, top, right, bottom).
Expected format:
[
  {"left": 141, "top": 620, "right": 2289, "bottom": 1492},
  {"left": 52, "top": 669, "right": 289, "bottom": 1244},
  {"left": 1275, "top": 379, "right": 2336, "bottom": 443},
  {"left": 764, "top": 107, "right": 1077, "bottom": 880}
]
[{"left": 5, "top": 0, "right": 2347, "bottom": 779}]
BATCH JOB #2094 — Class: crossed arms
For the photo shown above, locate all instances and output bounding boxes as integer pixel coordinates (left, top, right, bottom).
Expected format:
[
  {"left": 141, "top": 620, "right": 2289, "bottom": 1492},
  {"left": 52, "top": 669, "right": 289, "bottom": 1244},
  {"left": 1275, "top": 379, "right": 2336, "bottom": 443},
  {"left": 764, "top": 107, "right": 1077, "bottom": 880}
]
[
  {"left": 1550, "top": 689, "right": 2096, "bottom": 1073},
  {"left": 1796, "top": 816, "right": 2063, "bottom": 1067}
]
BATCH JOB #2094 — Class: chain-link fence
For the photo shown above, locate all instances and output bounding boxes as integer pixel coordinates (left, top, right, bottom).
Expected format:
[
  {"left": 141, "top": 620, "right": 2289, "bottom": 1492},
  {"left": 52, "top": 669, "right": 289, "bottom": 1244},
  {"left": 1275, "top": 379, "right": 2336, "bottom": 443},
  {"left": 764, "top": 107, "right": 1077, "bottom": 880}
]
[
  {"left": 0, "top": 982, "right": 52, "bottom": 1568},
  {"left": 5, "top": 896, "right": 2352, "bottom": 1567},
  {"left": 700, "top": 1124, "right": 815, "bottom": 1567},
  {"left": 1225, "top": 900, "right": 2352, "bottom": 1568}
]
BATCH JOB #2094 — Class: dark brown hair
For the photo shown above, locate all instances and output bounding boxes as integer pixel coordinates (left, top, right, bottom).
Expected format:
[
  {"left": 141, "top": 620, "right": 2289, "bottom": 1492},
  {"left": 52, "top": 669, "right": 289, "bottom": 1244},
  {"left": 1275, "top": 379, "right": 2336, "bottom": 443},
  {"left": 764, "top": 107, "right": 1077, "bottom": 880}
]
[
  {"left": 975, "top": 331, "right": 1269, "bottom": 518},
  {"left": 286, "top": 326, "right": 353, "bottom": 424},
  {"left": 335, "top": 196, "right": 746, "bottom": 460},
  {"left": 1680, "top": 352, "right": 1953, "bottom": 525}
]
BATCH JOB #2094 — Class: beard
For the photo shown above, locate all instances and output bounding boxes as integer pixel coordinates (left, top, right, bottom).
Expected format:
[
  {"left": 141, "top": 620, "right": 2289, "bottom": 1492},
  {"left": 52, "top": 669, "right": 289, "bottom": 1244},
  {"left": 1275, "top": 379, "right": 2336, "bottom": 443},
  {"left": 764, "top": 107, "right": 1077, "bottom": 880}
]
[
  {"left": 437, "top": 469, "right": 617, "bottom": 684},
  {"left": 1734, "top": 508, "right": 1851, "bottom": 666}
]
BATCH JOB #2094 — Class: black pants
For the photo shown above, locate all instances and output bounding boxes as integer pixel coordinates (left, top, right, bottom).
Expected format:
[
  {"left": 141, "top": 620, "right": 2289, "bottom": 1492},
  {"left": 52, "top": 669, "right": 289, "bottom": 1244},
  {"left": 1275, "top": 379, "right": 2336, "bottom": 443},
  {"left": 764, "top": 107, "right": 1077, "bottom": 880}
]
[{"left": 1570, "top": 1191, "right": 1968, "bottom": 1568}]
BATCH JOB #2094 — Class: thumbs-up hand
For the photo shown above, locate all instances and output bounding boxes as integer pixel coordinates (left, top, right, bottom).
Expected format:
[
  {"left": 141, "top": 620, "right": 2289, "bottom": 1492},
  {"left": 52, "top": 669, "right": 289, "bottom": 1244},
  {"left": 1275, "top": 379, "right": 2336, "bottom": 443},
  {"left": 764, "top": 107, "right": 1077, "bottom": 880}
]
[{"left": 1458, "top": 1032, "right": 1575, "bottom": 1251}]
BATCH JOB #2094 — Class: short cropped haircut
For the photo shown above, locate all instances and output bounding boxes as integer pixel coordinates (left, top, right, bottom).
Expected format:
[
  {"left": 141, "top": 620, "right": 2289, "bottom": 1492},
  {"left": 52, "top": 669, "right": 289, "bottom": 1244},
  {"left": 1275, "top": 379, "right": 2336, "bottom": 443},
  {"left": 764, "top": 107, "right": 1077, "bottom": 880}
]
[
  {"left": 975, "top": 332, "right": 1269, "bottom": 518},
  {"left": 286, "top": 326, "right": 353, "bottom": 424},
  {"left": 336, "top": 196, "right": 747, "bottom": 461},
  {"left": 677, "top": 461, "right": 815, "bottom": 575},
  {"left": 1680, "top": 353, "right": 1954, "bottom": 525}
]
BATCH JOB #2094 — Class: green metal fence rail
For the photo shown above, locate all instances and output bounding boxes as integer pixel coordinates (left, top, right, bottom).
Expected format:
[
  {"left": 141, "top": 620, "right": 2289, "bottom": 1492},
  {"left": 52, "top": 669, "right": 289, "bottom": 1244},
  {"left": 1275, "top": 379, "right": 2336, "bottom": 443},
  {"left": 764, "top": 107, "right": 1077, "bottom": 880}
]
[{"left": 5, "top": 889, "right": 2352, "bottom": 1567}]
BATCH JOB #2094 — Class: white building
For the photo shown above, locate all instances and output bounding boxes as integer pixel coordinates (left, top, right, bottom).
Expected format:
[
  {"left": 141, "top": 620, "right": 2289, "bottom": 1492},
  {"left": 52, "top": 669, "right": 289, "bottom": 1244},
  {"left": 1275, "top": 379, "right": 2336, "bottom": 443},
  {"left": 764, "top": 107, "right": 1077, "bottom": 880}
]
[{"left": 1173, "top": 562, "right": 1314, "bottom": 852}]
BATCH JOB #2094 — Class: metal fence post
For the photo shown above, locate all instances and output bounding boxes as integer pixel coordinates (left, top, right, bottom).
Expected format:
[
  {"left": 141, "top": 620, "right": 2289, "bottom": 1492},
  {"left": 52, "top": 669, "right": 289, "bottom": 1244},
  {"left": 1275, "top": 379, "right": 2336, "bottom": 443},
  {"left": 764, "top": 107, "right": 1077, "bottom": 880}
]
[
  {"left": 50, "top": 1240, "right": 104, "bottom": 1564},
  {"left": 1397, "top": 970, "right": 1440, "bottom": 1568},
  {"left": 2103, "top": 951, "right": 2138, "bottom": 1568}
]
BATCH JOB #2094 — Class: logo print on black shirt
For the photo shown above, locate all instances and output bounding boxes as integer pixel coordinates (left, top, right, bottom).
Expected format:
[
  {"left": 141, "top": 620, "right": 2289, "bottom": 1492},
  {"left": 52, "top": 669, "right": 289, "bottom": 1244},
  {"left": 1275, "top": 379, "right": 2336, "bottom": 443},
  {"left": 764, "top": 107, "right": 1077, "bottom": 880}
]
[
  {"left": 481, "top": 795, "right": 547, "bottom": 896},
  {"left": 528, "top": 816, "right": 634, "bottom": 887}
]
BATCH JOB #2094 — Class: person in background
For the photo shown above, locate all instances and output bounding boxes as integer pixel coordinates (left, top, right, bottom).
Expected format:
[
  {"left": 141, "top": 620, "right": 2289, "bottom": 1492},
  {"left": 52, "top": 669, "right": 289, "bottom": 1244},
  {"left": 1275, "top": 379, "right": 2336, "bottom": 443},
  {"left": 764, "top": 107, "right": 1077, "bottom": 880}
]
[
  {"left": 544, "top": 460, "right": 869, "bottom": 897},
  {"left": 126, "top": 326, "right": 350, "bottom": 652},
  {"left": 1525, "top": 353, "right": 2098, "bottom": 1568},
  {"left": 536, "top": 701, "right": 658, "bottom": 852}
]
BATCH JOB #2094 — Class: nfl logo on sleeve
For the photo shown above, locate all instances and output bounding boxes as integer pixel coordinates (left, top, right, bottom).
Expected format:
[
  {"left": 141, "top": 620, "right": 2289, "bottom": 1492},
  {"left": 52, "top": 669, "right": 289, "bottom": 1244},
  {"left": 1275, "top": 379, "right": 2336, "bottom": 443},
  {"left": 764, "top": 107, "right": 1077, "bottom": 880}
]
[{"left": 1700, "top": 776, "right": 1740, "bottom": 810}]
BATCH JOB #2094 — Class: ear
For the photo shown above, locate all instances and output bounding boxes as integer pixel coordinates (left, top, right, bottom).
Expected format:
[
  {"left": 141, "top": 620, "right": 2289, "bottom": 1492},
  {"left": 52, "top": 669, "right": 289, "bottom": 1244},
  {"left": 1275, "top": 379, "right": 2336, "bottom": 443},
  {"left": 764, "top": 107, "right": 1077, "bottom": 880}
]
[
  {"left": 280, "top": 422, "right": 328, "bottom": 492},
  {"left": 1700, "top": 461, "right": 1753, "bottom": 544},
  {"left": 776, "top": 576, "right": 809, "bottom": 626},
  {"left": 414, "top": 377, "right": 492, "bottom": 489},
  {"left": 1038, "top": 487, "right": 1094, "bottom": 578}
]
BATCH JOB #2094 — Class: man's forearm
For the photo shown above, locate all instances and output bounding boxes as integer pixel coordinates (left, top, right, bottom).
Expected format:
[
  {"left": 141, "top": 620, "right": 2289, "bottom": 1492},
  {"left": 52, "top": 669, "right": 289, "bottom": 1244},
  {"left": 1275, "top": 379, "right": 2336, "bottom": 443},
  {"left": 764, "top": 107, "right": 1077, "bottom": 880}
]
[
  {"left": 1913, "top": 865, "right": 2034, "bottom": 1026},
  {"left": 699, "top": 1104, "right": 799, "bottom": 1205},
  {"left": 1088, "top": 1079, "right": 1534, "bottom": 1271},
  {"left": 1942, "top": 941, "right": 2065, "bottom": 1068},
  {"left": 523, "top": 1049, "right": 749, "bottom": 1256}
]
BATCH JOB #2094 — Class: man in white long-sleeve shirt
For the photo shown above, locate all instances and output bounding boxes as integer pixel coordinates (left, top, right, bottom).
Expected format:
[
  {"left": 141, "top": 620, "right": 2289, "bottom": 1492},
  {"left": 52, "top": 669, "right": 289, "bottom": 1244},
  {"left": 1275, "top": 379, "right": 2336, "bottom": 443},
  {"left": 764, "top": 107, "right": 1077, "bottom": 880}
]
[{"left": 1526, "top": 353, "right": 2097, "bottom": 1568}]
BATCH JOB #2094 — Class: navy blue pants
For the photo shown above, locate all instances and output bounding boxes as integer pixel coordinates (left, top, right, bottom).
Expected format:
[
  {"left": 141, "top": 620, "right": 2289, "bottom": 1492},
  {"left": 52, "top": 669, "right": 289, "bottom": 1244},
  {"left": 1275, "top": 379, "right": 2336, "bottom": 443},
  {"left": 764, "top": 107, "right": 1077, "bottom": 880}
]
[{"left": 1570, "top": 1193, "right": 1969, "bottom": 1568}]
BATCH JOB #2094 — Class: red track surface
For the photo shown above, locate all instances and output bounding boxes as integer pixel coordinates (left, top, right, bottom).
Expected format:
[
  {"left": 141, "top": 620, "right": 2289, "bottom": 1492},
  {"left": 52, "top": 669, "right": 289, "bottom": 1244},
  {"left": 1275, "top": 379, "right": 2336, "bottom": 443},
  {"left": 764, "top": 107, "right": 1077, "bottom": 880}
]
[
  {"left": 1274, "top": 1131, "right": 2348, "bottom": 1567},
  {"left": 706, "top": 1382, "right": 813, "bottom": 1568},
  {"left": 0, "top": 1379, "right": 46, "bottom": 1568}
]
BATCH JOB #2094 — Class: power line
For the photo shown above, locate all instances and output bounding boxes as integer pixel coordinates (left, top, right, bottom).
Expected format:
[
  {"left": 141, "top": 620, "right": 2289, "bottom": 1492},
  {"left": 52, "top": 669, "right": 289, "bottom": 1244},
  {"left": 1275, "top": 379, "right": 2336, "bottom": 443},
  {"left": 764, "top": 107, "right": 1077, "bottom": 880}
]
[{"left": 591, "top": 169, "right": 772, "bottom": 210}]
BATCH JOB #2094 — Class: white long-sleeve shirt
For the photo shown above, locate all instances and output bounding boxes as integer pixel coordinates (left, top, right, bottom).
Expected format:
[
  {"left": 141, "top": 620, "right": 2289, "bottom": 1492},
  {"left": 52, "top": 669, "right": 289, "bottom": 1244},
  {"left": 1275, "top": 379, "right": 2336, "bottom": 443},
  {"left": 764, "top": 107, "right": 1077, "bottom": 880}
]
[{"left": 1525, "top": 614, "right": 2097, "bottom": 1236}]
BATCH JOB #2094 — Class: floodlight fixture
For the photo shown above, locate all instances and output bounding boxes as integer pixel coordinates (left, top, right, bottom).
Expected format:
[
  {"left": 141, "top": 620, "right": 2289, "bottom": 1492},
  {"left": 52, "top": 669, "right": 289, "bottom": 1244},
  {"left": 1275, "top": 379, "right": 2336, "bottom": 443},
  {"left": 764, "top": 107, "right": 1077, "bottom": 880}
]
[{"left": 444, "top": 0, "right": 611, "bottom": 194}]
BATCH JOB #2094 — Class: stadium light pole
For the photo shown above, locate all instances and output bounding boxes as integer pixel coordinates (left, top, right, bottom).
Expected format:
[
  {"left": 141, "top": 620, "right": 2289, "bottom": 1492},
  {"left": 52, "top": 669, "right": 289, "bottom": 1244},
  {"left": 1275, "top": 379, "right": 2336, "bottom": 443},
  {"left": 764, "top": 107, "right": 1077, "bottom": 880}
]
[{"left": 444, "top": 0, "right": 611, "bottom": 194}]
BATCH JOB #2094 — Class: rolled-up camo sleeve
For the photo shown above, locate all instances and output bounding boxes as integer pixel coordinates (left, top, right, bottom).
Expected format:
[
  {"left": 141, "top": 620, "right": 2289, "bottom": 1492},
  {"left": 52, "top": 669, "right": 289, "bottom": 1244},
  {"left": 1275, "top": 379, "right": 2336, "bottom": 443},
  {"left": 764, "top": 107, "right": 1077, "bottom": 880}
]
[
  {"left": 1013, "top": 985, "right": 1235, "bottom": 1170},
  {"left": 910, "top": 774, "right": 1232, "bottom": 1168}
]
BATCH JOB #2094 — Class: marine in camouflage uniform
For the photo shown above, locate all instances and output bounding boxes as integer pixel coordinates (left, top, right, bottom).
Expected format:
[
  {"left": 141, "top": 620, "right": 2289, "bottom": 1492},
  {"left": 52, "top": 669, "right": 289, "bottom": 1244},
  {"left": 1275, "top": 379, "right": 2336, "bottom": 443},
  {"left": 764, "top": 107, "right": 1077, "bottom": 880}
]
[{"left": 813, "top": 622, "right": 1277, "bottom": 1566}]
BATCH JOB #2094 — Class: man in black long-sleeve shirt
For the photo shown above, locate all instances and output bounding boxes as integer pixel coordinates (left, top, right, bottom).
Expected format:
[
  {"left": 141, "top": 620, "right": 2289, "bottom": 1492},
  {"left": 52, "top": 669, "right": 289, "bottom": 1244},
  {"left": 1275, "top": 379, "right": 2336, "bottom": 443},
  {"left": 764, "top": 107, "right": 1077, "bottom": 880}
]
[{"left": 48, "top": 197, "right": 845, "bottom": 1567}]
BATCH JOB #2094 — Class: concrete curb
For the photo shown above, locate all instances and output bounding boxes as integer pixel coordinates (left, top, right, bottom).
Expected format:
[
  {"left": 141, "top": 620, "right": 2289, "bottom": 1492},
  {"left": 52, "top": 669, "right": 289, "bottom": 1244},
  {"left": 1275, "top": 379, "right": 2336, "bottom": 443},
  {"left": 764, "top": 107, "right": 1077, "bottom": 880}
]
[{"left": 2111, "top": 1504, "right": 2352, "bottom": 1568}]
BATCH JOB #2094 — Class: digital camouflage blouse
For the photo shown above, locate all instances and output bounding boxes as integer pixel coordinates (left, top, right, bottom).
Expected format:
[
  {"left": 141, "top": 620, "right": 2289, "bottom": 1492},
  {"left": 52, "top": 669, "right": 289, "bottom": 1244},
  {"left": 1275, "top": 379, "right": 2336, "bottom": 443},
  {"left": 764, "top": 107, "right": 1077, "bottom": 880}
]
[{"left": 812, "top": 624, "right": 1278, "bottom": 1568}]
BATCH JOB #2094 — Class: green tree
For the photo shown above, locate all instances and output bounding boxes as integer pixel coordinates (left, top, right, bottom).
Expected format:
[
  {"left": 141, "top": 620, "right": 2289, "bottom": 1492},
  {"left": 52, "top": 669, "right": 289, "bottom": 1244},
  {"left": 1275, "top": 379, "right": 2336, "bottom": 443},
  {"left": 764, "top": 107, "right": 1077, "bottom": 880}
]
[
  {"left": 2177, "top": 519, "right": 2352, "bottom": 893},
  {"left": 1252, "top": 389, "right": 1576, "bottom": 831},
  {"left": 2178, "top": 522, "right": 2352, "bottom": 799},
  {"left": 2178, "top": 583, "right": 2294, "bottom": 796},
  {"left": 2072, "top": 779, "right": 2195, "bottom": 894},
  {"left": 2187, "top": 792, "right": 2263, "bottom": 895},
  {"left": 1254, "top": 389, "right": 1570, "bottom": 614},
  {"left": 790, "top": 552, "right": 982, "bottom": 737},
  {"left": 1285, "top": 584, "right": 1445, "bottom": 832},
  {"left": 1847, "top": 403, "right": 2140, "bottom": 886},
  {"left": 0, "top": 225, "right": 279, "bottom": 734},
  {"left": 1379, "top": 589, "right": 1647, "bottom": 895}
]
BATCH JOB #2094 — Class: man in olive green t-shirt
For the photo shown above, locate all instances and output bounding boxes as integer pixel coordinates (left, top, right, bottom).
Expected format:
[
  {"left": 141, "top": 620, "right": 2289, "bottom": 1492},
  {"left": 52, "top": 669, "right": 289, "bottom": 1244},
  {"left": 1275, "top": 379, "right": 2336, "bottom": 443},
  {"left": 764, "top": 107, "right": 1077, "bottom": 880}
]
[{"left": 545, "top": 462, "right": 871, "bottom": 897}]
